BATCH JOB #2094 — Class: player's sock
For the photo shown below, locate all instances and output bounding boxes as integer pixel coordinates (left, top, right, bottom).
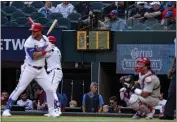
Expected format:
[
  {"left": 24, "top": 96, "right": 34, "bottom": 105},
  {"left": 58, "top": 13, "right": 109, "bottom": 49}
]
[{"left": 4, "top": 98, "right": 15, "bottom": 110}]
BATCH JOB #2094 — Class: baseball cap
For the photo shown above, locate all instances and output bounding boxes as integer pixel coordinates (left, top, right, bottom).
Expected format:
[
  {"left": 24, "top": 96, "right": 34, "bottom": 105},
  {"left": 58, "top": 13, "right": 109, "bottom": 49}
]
[
  {"left": 150, "top": 2, "right": 161, "bottom": 6},
  {"left": 137, "top": 2, "right": 146, "bottom": 5},
  {"left": 110, "top": 10, "right": 118, "bottom": 16},
  {"left": 165, "top": 11, "right": 173, "bottom": 18},
  {"left": 167, "top": 1, "right": 176, "bottom": 7}
]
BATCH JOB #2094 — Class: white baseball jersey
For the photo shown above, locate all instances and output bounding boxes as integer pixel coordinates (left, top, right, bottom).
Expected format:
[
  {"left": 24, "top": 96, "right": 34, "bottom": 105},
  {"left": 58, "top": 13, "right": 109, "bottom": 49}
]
[
  {"left": 138, "top": 71, "right": 160, "bottom": 98},
  {"left": 46, "top": 46, "right": 62, "bottom": 72},
  {"left": 24, "top": 35, "right": 52, "bottom": 67},
  {"left": 17, "top": 99, "right": 33, "bottom": 110}
]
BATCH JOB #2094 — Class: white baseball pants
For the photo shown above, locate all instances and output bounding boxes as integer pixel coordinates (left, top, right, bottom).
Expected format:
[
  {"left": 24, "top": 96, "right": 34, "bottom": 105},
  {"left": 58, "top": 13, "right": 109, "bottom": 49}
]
[
  {"left": 48, "top": 69, "right": 63, "bottom": 101},
  {"left": 9, "top": 64, "right": 55, "bottom": 112}
]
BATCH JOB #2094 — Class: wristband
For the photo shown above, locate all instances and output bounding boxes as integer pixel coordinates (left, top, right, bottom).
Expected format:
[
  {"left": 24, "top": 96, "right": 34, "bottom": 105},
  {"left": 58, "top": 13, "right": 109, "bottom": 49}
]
[
  {"left": 41, "top": 50, "right": 47, "bottom": 55},
  {"left": 134, "top": 88, "right": 142, "bottom": 95}
]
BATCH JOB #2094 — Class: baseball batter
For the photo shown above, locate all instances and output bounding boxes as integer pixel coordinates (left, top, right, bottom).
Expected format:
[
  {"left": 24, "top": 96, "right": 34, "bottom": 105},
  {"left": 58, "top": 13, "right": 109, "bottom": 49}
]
[
  {"left": 123, "top": 58, "right": 160, "bottom": 119},
  {"left": 2, "top": 23, "right": 59, "bottom": 117},
  {"left": 44, "top": 36, "right": 63, "bottom": 116}
]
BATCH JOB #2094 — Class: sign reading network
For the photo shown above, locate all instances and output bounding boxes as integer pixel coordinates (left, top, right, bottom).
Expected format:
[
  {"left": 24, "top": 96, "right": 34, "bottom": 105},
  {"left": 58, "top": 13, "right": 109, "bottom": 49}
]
[
  {"left": 1, "top": 27, "right": 61, "bottom": 61},
  {"left": 116, "top": 44, "right": 175, "bottom": 74}
]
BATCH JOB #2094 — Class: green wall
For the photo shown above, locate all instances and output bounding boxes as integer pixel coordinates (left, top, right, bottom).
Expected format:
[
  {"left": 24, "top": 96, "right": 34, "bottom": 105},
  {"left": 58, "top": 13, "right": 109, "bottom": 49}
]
[{"left": 62, "top": 31, "right": 176, "bottom": 62}]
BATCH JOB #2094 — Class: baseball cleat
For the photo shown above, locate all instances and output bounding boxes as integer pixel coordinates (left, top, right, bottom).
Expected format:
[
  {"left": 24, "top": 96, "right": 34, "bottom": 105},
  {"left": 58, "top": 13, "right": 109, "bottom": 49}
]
[{"left": 2, "top": 109, "right": 11, "bottom": 117}]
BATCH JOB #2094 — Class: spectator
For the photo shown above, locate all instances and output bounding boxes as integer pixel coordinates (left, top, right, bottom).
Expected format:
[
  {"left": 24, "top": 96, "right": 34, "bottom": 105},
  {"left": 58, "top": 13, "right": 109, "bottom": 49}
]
[
  {"left": 55, "top": 1, "right": 74, "bottom": 18},
  {"left": 24, "top": 2, "right": 33, "bottom": 7},
  {"left": 109, "top": 10, "right": 126, "bottom": 31},
  {"left": 161, "top": 1, "right": 176, "bottom": 25},
  {"left": 3, "top": 1, "right": 10, "bottom": 6},
  {"left": 155, "top": 93, "right": 167, "bottom": 116},
  {"left": 69, "top": 100, "right": 77, "bottom": 108},
  {"left": 57, "top": 93, "right": 68, "bottom": 112},
  {"left": 79, "top": 10, "right": 96, "bottom": 29},
  {"left": 33, "top": 86, "right": 47, "bottom": 110},
  {"left": 108, "top": 96, "right": 120, "bottom": 113},
  {"left": 82, "top": 82, "right": 104, "bottom": 113},
  {"left": 111, "top": 2, "right": 125, "bottom": 18},
  {"left": 17, "top": 92, "right": 33, "bottom": 110},
  {"left": 1, "top": 91, "right": 9, "bottom": 109},
  {"left": 129, "top": 2, "right": 147, "bottom": 22},
  {"left": 98, "top": 14, "right": 111, "bottom": 30},
  {"left": 144, "top": 2, "right": 162, "bottom": 22},
  {"left": 165, "top": 11, "right": 176, "bottom": 30},
  {"left": 38, "top": 1, "right": 55, "bottom": 18},
  {"left": 74, "top": 2, "right": 91, "bottom": 17},
  {"left": 144, "top": 2, "right": 152, "bottom": 9},
  {"left": 103, "top": 105, "right": 109, "bottom": 113}
]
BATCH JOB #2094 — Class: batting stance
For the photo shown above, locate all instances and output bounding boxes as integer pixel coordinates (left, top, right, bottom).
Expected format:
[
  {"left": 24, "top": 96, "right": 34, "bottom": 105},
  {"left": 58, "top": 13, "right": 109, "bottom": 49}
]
[
  {"left": 2, "top": 23, "right": 59, "bottom": 117},
  {"left": 123, "top": 58, "right": 160, "bottom": 119},
  {"left": 44, "top": 36, "right": 63, "bottom": 116}
]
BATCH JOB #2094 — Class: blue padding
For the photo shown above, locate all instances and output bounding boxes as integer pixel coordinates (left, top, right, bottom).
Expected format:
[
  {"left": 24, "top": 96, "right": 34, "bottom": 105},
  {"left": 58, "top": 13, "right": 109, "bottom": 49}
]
[{"left": 26, "top": 48, "right": 35, "bottom": 60}]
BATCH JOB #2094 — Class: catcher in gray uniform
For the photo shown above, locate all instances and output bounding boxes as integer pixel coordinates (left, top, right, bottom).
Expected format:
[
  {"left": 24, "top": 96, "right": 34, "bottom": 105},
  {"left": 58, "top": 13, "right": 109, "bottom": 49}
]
[{"left": 123, "top": 57, "right": 160, "bottom": 119}]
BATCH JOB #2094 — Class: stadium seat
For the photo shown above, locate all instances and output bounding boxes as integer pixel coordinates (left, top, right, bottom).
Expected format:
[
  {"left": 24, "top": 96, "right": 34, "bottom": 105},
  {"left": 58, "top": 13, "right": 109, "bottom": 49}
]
[
  {"left": 52, "top": 1, "right": 62, "bottom": 7},
  {"left": 71, "top": 1, "right": 79, "bottom": 6},
  {"left": 163, "top": 19, "right": 168, "bottom": 27},
  {"left": 57, "top": 18, "right": 71, "bottom": 30},
  {"left": 167, "top": 24, "right": 176, "bottom": 30},
  {"left": 11, "top": 1, "right": 25, "bottom": 10},
  {"left": 44, "top": 21, "right": 58, "bottom": 28},
  {"left": 30, "top": 12, "right": 45, "bottom": 20},
  {"left": 150, "top": 23, "right": 164, "bottom": 30},
  {"left": 24, "top": 22, "right": 31, "bottom": 27},
  {"left": 13, "top": 17, "right": 28, "bottom": 27},
  {"left": 3, "top": 22, "right": 18, "bottom": 27},
  {"left": 67, "top": 13, "right": 81, "bottom": 23},
  {"left": 35, "top": 17, "right": 51, "bottom": 25},
  {"left": 22, "top": 6, "right": 37, "bottom": 16},
  {"left": 126, "top": 19, "right": 139, "bottom": 29},
  {"left": 31, "top": 1, "right": 44, "bottom": 10},
  {"left": 1, "top": 17, "right": 8, "bottom": 25},
  {"left": 11, "top": 11, "right": 25, "bottom": 21},
  {"left": 48, "top": 13, "right": 63, "bottom": 20},
  {"left": 144, "top": 18, "right": 158, "bottom": 27},
  {"left": 90, "top": 2, "right": 104, "bottom": 13},
  {"left": 132, "top": 23, "right": 147, "bottom": 30},
  {"left": 1, "top": 1, "right": 5, "bottom": 9},
  {"left": 1, "top": 10, "right": 7, "bottom": 17},
  {"left": 2, "top": 6, "right": 18, "bottom": 16},
  {"left": 103, "top": 1, "right": 114, "bottom": 6},
  {"left": 67, "top": 13, "right": 81, "bottom": 30}
]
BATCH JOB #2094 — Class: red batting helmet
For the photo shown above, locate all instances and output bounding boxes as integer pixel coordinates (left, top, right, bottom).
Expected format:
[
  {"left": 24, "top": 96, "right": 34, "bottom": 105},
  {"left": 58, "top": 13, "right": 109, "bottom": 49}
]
[
  {"left": 29, "top": 23, "right": 43, "bottom": 31},
  {"left": 48, "top": 36, "right": 56, "bottom": 45},
  {"left": 135, "top": 57, "right": 151, "bottom": 72}
]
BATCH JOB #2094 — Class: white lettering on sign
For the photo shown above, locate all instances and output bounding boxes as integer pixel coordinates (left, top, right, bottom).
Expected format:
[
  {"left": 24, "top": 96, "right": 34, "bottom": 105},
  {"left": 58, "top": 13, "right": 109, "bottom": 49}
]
[
  {"left": 131, "top": 48, "right": 153, "bottom": 59},
  {"left": 122, "top": 59, "right": 162, "bottom": 71},
  {"left": 1, "top": 39, "right": 26, "bottom": 50}
]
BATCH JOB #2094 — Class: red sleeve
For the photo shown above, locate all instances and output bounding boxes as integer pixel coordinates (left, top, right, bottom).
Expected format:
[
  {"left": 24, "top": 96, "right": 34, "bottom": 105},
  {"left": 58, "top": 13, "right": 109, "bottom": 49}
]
[
  {"left": 162, "top": 10, "right": 167, "bottom": 19},
  {"left": 172, "top": 8, "right": 176, "bottom": 19}
]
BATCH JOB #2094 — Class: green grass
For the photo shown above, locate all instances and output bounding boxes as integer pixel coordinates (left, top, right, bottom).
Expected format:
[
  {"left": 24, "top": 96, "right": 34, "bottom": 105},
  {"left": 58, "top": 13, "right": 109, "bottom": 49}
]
[{"left": 2, "top": 116, "right": 176, "bottom": 122}]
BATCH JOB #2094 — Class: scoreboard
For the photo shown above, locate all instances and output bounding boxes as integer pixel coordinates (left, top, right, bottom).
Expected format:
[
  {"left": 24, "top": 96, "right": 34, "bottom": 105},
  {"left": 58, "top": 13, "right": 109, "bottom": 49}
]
[{"left": 77, "top": 31, "right": 111, "bottom": 51}]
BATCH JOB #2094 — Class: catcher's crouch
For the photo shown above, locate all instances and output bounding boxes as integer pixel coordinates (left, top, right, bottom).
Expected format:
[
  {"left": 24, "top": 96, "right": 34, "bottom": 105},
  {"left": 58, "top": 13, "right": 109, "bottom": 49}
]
[{"left": 122, "top": 57, "right": 160, "bottom": 119}]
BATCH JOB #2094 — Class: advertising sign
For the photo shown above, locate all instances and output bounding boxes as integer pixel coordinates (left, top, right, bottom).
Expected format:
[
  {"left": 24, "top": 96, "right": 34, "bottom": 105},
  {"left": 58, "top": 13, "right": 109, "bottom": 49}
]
[{"left": 116, "top": 44, "right": 175, "bottom": 74}]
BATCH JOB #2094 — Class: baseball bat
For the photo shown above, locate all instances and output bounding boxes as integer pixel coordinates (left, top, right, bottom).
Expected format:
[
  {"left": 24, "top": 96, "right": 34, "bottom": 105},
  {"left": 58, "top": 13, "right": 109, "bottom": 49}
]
[
  {"left": 46, "top": 19, "right": 58, "bottom": 36},
  {"left": 27, "top": 17, "right": 34, "bottom": 24}
]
